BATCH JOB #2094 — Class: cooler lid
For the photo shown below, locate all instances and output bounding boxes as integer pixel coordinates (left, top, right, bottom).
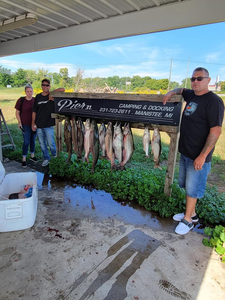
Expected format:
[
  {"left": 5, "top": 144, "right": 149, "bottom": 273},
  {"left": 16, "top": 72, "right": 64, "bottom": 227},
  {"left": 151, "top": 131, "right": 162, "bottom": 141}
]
[{"left": 0, "top": 161, "right": 6, "bottom": 184}]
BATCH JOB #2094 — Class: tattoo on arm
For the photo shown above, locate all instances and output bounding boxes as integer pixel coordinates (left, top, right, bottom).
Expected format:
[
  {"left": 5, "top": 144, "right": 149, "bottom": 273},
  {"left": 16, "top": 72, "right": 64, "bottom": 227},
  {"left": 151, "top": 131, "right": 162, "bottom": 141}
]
[
  {"left": 202, "top": 133, "right": 218, "bottom": 154},
  {"left": 173, "top": 88, "right": 183, "bottom": 95}
]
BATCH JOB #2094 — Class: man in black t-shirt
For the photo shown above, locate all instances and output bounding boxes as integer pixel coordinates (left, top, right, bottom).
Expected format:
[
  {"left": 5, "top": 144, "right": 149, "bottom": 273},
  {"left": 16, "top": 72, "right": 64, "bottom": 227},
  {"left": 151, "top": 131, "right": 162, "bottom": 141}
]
[
  {"left": 163, "top": 67, "right": 224, "bottom": 235},
  {"left": 32, "top": 79, "right": 65, "bottom": 167}
]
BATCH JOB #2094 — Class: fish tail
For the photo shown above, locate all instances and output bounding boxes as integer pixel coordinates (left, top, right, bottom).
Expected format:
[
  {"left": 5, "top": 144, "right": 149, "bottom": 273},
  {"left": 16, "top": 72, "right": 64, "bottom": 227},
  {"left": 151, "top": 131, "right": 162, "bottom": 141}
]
[{"left": 154, "top": 163, "right": 162, "bottom": 170}]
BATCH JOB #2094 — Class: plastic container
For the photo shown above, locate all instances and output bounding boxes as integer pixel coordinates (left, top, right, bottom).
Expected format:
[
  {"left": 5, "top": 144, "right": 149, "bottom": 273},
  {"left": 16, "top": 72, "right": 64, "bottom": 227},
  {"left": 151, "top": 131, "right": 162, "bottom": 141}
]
[{"left": 0, "top": 162, "right": 38, "bottom": 232}]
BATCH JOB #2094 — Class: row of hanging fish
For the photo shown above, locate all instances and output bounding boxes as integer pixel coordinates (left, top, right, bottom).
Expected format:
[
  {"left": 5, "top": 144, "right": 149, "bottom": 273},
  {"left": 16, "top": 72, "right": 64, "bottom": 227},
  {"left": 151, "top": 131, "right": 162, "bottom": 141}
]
[
  {"left": 64, "top": 116, "right": 161, "bottom": 171},
  {"left": 64, "top": 117, "right": 135, "bottom": 172},
  {"left": 143, "top": 127, "right": 162, "bottom": 169},
  {"left": 99, "top": 122, "right": 135, "bottom": 170}
]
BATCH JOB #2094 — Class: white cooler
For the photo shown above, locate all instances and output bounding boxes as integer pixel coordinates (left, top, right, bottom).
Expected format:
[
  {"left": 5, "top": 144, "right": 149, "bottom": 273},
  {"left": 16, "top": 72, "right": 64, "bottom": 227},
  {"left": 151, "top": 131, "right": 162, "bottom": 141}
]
[{"left": 0, "top": 161, "right": 38, "bottom": 232}]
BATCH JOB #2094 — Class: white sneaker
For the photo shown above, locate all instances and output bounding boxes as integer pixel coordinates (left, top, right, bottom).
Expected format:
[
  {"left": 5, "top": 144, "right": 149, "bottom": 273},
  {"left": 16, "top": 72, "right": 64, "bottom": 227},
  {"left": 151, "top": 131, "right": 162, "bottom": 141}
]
[
  {"left": 175, "top": 219, "right": 194, "bottom": 235},
  {"left": 173, "top": 213, "right": 199, "bottom": 222},
  {"left": 42, "top": 160, "right": 49, "bottom": 167}
]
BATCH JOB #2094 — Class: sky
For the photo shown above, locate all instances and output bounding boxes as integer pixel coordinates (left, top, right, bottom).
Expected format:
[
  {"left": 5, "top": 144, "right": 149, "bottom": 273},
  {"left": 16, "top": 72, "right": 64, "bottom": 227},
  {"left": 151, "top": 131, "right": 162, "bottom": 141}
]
[{"left": 1, "top": 21, "right": 225, "bottom": 85}]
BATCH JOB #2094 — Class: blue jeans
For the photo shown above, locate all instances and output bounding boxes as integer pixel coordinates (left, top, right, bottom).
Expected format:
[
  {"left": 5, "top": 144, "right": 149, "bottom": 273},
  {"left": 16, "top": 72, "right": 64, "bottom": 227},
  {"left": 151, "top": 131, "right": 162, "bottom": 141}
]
[
  {"left": 179, "top": 154, "right": 211, "bottom": 198},
  {"left": 22, "top": 124, "right": 37, "bottom": 157},
  {"left": 37, "top": 127, "right": 56, "bottom": 160}
]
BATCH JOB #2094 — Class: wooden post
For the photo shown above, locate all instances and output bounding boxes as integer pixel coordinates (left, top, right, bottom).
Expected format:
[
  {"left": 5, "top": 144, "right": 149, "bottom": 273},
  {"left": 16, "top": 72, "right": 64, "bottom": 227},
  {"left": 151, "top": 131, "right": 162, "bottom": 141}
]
[
  {"left": 164, "top": 132, "right": 180, "bottom": 197},
  {"left": 55, "top": 119, "right": 63, "bottom": 156}
]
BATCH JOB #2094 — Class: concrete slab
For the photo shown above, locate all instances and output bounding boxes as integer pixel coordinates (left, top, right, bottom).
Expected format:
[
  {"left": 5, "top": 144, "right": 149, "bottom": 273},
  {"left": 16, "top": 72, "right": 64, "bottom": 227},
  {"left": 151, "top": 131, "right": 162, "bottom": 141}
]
[{"left": 0, "top": 160, "right": 225, "bottom": 300}]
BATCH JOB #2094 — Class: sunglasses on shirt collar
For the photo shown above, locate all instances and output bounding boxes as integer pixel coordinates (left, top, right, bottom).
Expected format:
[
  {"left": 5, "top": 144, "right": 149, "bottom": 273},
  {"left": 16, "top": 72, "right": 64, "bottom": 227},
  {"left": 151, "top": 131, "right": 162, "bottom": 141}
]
[
  {"left": 190, "top": 76, "right": 209, "bottom": 82},
  {"left": 42, "top": 84, "right": 50, "bottom": 87}
]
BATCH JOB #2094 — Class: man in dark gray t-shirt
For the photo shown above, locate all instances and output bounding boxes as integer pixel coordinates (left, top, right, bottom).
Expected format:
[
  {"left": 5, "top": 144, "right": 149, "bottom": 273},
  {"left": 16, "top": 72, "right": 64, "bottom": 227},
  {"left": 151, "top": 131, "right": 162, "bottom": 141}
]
[{"left": 163, "top": 67, "right": 224, "bottom": 235}]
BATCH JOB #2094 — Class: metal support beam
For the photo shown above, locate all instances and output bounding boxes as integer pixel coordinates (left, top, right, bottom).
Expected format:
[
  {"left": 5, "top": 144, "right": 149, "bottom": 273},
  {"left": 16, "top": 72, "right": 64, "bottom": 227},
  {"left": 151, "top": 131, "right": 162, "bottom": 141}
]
[{"left": 1, "top": 0, "right": 225, "bottom": 57}]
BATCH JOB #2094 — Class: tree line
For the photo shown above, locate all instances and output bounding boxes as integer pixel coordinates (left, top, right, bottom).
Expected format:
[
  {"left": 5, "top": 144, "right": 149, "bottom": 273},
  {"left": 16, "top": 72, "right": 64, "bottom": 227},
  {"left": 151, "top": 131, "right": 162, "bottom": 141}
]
[{"left": 2, "top": 65, "right": 223, "bottom": 92}]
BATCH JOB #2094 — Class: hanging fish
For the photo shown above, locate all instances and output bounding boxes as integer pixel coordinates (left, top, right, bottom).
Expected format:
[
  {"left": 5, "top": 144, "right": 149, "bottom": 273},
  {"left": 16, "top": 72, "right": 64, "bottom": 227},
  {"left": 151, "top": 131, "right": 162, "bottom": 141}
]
[
  {"left": 90, "top": 120, "right": 99, "bottom": 173},
  {"left": 64, "top": 116, "right": 72, "bottom": 162},
  {"left": 99, "top": 123, "right": 106, "bottom": 157},
  {"left": 113, "top": 122, "right": 123, "bottom": 163},
  {"left": 143, "top": 126, "right": 151, "bottom": 157},
  {"left": 77, "top": 118, "right": 84, "bottom": 159},
  {"left": 105, "top": 121, "right": 114, "bottom": 170},
  {"left": 81, "top": 119, "right": 85, "bottom": 135},
  {"left": 120, "top": 123, "right": 135, "bottom": 169},
  {"left": 83, "top": 118, "right": 91, "bottom": 163},
  {"left": 71, "top": 117, "right": 78, "bottom": 156},
  {"left": 151, "top": 127, "right": 162, "bottom": 169}
]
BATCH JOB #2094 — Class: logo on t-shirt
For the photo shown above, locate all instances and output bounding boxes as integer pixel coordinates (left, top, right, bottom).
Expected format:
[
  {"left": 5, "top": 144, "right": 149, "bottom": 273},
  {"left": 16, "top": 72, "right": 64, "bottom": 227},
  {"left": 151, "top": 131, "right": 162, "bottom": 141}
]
[
  {"left": 184, "top": 102, "right": 198, "bottom": 116},
  {"left": 38, "top": 101, "right": 48, "bottom": 105}
]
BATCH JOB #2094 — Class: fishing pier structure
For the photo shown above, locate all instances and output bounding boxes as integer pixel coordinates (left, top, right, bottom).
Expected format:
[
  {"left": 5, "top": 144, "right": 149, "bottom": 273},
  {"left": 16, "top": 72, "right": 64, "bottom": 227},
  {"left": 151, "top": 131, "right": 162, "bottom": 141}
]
[{"left": 51, "top": 92, "right": 183, "bottom": 197}]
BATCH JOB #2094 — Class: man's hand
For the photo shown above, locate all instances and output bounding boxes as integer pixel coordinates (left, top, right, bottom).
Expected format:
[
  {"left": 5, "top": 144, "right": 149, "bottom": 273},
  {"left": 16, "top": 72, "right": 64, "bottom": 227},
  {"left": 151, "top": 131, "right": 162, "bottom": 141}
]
[
  {"left": 32, "top": 124, "right": 37, "bottom": 132},
  {"left": 163, "top": 88, "right": 183, "bottom": 105},
  {"left": 49, "top": 93, "right": 54, "bottom": 101},
  {"left": 193, "top": 155, "right": 206, "bottom": 171},
  {"left": 193, "top": 127, "right": 222, "bottom": 171},
  {"left": 163, "top": 91, "right": 174, "bottom": 105}
]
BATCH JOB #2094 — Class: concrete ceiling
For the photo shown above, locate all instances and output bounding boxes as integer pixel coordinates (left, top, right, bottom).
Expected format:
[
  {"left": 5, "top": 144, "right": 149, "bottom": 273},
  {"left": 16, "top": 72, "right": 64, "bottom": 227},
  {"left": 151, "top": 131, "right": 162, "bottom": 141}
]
[{"left": 0, "top": 0, "right": 225, "bottom": 57}]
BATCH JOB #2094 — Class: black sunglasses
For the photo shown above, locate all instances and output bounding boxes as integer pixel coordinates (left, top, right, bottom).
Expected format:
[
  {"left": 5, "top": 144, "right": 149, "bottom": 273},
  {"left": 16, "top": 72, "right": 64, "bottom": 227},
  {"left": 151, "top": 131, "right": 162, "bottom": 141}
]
[
  {"left": 191, "top": 76, "right": 209, "bottom": 82},
  {"left": 42, "top": 84, "right": 50, "bottom": 87}
]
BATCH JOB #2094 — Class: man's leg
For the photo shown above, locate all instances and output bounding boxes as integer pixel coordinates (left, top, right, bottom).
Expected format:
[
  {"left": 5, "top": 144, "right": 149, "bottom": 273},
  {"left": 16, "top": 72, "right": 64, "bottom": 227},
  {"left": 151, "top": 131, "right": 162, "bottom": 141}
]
[
  {"left": 184, "top": 159, "right": 211, "bottom": 218},
  {"left": 184, "top": 195, "right": 197, "bottom": 223},
  {"left": 37, "top": 128, "right": 50, "bottom": 160},
  {"left": 175, "top": 157, "right": 211, "bottom": 234},
  {"left": 45, "top": 126, "right": 56, "bottom": 156}
]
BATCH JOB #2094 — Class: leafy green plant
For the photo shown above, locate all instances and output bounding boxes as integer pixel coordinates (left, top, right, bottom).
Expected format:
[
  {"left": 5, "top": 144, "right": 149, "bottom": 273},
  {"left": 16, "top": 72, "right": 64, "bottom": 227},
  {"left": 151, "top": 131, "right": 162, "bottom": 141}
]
[
  {"left": 212, "top": 154, "right": 222, "bottom": 165},
  {"left": 202, "top": 225, "right": 225, "bottom": 263},
  {"left": 197, "top": 186, "right": 225, "bottom": 225}
]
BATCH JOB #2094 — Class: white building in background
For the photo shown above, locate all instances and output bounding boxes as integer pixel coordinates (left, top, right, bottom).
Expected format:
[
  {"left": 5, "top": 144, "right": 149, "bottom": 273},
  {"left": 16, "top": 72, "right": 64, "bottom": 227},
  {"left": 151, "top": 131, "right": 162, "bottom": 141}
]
[{"left": 208, "top": 84, "right": 221, "bottom": 91}]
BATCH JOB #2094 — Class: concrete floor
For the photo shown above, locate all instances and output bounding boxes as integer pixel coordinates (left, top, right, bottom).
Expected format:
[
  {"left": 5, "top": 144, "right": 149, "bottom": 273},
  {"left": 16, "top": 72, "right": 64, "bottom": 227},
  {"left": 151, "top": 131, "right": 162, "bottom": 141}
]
[{"left": 0, "top": 160, "right": 225, "bottom": 300}]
